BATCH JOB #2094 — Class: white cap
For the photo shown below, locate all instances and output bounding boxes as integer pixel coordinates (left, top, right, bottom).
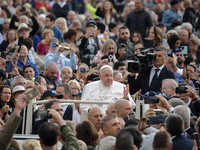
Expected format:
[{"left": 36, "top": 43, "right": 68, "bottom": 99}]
[
  {"left": 12, "top": 85, "right": 25, "bottom": 93},
  {"left": 99, "top": 65, "right": 113, "bottom": 72}
]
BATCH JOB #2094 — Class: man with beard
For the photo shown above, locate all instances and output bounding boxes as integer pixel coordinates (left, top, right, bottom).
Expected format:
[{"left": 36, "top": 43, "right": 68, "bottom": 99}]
[{"left": 165, "top": 49, "right": 184, "bottom": 75}]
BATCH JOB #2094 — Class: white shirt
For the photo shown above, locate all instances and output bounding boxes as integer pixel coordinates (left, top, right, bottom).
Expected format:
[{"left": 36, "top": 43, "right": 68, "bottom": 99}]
[
  {"left": 80, "top": 80, "right": 135, "bottom": 113},
  {"left": 149, "top": 65, "right": 165, "bottom": 86}
]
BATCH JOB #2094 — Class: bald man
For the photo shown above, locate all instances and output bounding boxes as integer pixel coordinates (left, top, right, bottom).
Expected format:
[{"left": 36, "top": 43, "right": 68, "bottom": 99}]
[
  {"left": 80, "top": 65, "right": 134, "bottom": 113},
  {"left": 88, "top": 106, "right": 104, "bottom": 132},
  {"left": 39, "top": 61, "right": 59, "bottom": 90},
  {"left": 106, "top": 102, "right": 116, "bottom": 116},
  {"left": 115, "top": 99, "right": 133, "bottom": 119}
]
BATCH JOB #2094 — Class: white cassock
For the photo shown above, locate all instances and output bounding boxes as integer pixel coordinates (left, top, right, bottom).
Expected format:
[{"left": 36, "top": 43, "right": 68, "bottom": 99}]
[{"left": 80, "top": 80, "right": 135, "bottom": 113}]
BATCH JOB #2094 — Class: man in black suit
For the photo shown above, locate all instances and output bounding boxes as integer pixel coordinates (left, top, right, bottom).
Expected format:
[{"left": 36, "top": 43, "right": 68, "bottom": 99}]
[
  {"left": 165, "top": 114, "right": 194, "bottom": 150},
  {"left": 32, "top": 100, "right": 63, "bottom": 134},
  {"left": 128, "top": 46, "right": 176, "bottom": 95},
  {"left": 56, "top": 83, "right": 73, "bottom": 121}
]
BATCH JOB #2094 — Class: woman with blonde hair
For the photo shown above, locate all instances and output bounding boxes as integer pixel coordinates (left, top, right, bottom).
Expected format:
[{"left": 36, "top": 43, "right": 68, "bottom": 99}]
[
  {"left": 93, "top": 39, "right": 118, "bottom": 64},
  {"left": 148, "top": 26, "right": 163, "bottom": 46},
  {"left": 55, "top": 17, "right": 68, "bottom": 35},
  {"left": 22, "top": 139, "right": 42, "bottom": 150}
]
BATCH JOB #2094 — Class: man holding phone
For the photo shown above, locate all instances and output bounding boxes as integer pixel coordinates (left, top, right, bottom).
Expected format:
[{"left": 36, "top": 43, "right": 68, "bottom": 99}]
[
  {"left": 77, "top": 19, "right": 100, "bottom": 67},
  {"left": 115, "top": 26, "right": 134, "bottom": 60}
]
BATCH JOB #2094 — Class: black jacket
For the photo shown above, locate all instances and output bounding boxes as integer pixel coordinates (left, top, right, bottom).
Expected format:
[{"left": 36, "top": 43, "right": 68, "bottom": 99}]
[
  {"left": 128, "top": 66, "right": 176, "bottom": 95},
  {"left": 77, "top": 36, "right": 100, "bottom": 66},
  {"left": 125, "top": 8, "right": 153, "bottom": 39},
  {"left": 183, "top": 7, "right": 196, "bottom": 28},
  {"left": 39, "top": 72, "right": 59, "bottom": 90},
  {"left": 52, "top": 2, "right": 71, "bottom": 18}
]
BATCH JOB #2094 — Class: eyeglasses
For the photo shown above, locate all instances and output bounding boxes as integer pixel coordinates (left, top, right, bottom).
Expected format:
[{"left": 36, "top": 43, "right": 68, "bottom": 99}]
[
  {"left": 175, "top": 48, "right": 182, "bottom": 51},
  {"left": 8, "top": 33, "right": 15, "bottom": 35}
]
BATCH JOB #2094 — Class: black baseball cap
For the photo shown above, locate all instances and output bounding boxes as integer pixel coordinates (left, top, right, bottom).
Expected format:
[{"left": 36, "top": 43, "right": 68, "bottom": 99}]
[
  {"left": 86, "top": 19, "right": 97, "bottom": 27},
  {"left": 42, "top": 90, "right": 63, "bottom": 100}
]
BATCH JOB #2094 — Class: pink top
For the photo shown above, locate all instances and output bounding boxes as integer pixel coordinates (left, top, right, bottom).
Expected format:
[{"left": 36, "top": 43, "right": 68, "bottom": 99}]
[{"left": 37, "top": 41, "right": 49, "bottom": 55}]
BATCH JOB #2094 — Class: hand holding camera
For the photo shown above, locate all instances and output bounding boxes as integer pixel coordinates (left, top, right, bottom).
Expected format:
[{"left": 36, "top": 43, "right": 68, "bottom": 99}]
[{"left": 48, "top": 109, "right": 66, "bottom": 126}]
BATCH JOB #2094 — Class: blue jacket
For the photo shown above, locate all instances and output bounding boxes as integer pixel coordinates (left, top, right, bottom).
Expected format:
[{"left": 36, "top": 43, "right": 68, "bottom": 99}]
[
  {"left": 162, "top": 8, "right": 182, "bottom": 30},
  {"left": 45, "top": 51, "right": 76, "bottom": 69},
  {"left": 176, "top": 75, "right": 195, "bottom": 88},
  {"left": 17, "top": 59, "right": 39, "bottom": 76}
]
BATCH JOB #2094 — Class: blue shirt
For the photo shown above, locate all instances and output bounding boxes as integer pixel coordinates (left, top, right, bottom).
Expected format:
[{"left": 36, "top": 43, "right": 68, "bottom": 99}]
[
  {"left": 162, "top": 8, "right": 182, "bottom": 30},
  {"left": 17, "top": 59, "right": 39, "bottom": 76},
  {"left": 176, "top": 75, "right": 195, "bottom": 88},
  {"left": 51, "top": 26, "right": 63, "bottom": 42}
]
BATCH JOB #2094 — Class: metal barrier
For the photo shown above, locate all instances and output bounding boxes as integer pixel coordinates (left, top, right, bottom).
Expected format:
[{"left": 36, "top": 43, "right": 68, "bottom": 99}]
[{"left": 24, "top": 99, "right": 134, "bottom": 135}]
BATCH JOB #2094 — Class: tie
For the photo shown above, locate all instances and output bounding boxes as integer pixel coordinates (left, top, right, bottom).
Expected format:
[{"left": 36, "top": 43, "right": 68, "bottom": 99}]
[{"left": 150, "top": 69, "right": 160, "bottom": 90}]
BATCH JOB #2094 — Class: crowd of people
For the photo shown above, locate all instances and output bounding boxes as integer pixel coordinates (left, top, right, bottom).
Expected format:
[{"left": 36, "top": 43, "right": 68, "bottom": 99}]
[{"left": 1, "top": 0, "right": 200, "bottom": 149}]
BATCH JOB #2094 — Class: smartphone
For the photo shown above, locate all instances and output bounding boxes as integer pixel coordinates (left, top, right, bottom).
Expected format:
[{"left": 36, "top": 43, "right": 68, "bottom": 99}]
[
  {"left": 144, "top": 96, "right": 159, "bottom": 104},
  {"left": 18, "top": 36, "right": 24, "bottom": 53},
  {"left": 154, "top": 109, "right": 164, "bottom": 116},
  {"left": 91, "top": 63, "right": 97, "bottom": 68},
  {"left": 0, "top": 52, "right": 6, "bottom": 59},
  {"left": 176, "top": 86, "right": 187, "bottom": 94},
  {"left": 50, "top": 38, "right": 57, "bottom": 50},
  {"left": 18, "top": 36, "right": 23, "bottom": 46},
  {"left": 108, "top": 52, "right": 113, "bottom": 62},
  {"left": 128, "top": 113, "right": 135, "bottom": 120},
  {"left": 147, "top": 115, "right": 165, "bottom": 125},
  {"left": 162, "top": 39, "right": 168, "bottom": 46},
  {"left": 20, "top": 6, "right": 26, "bottom": 12},
  {"left": 25, "top": 88, "right": 39, "bottom": 102},
  {"left": 36, "top": 110, "right": 52, "bottom": 119},
  {"left": 182, "top": 46, "right": 188, "bottom": 57},
  {"left": 120, "top": 43, "right": 126, "bottom": 54},
  {"left": 193, "top": 132, "right": 199, "bottom": 148},
  {"left": 9, "top": 52, "right": 14, "bottom": 58},
  {"left": 80, "top": 68, "right": 86, "bottom": 73},
  {"left": 5, "top": 61, "right": 12, "bottom": 73},
  {"left": 73, "top": 69, "right": 77, "bottom": 74},
  {"left": 35, "top": 76, "right": 41, "bottom": 85}
]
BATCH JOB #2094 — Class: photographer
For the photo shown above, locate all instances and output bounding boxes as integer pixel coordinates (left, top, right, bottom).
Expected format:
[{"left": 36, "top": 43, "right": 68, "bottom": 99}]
[
  {"left": 128, "top": 46, "right": 175, "bottom": 95},
  {"left": 115, "top": 26, "right": 134, "bottom": 60}
]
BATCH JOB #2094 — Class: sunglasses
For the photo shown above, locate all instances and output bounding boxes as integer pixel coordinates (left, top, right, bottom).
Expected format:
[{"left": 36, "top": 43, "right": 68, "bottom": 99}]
[{"left": 88, "top": 24, "right": 95, "bottom": 28}]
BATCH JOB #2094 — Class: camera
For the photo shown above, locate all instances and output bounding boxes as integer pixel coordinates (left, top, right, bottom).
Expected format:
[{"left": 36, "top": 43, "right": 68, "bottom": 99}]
[
  {"left": 144, "top": 96, "right": 159, "bottom": 104},
  {"left": 147, "top": 115, "right": 165, "bottom": 125},
  {"left": 119, "top": 43, "right": 126, "bottom": 54},
  {"left": 35, "top": 110, "right": 52, "bottom": 119},
  {"left": 127, "top": 48, "right": 156, "bottom": 73},
  {"left": 176, "top": 86, "right": 187, "bottom": 94},
  {"left": 108, "top": 52, "right": 113, "bottom": 62}
]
